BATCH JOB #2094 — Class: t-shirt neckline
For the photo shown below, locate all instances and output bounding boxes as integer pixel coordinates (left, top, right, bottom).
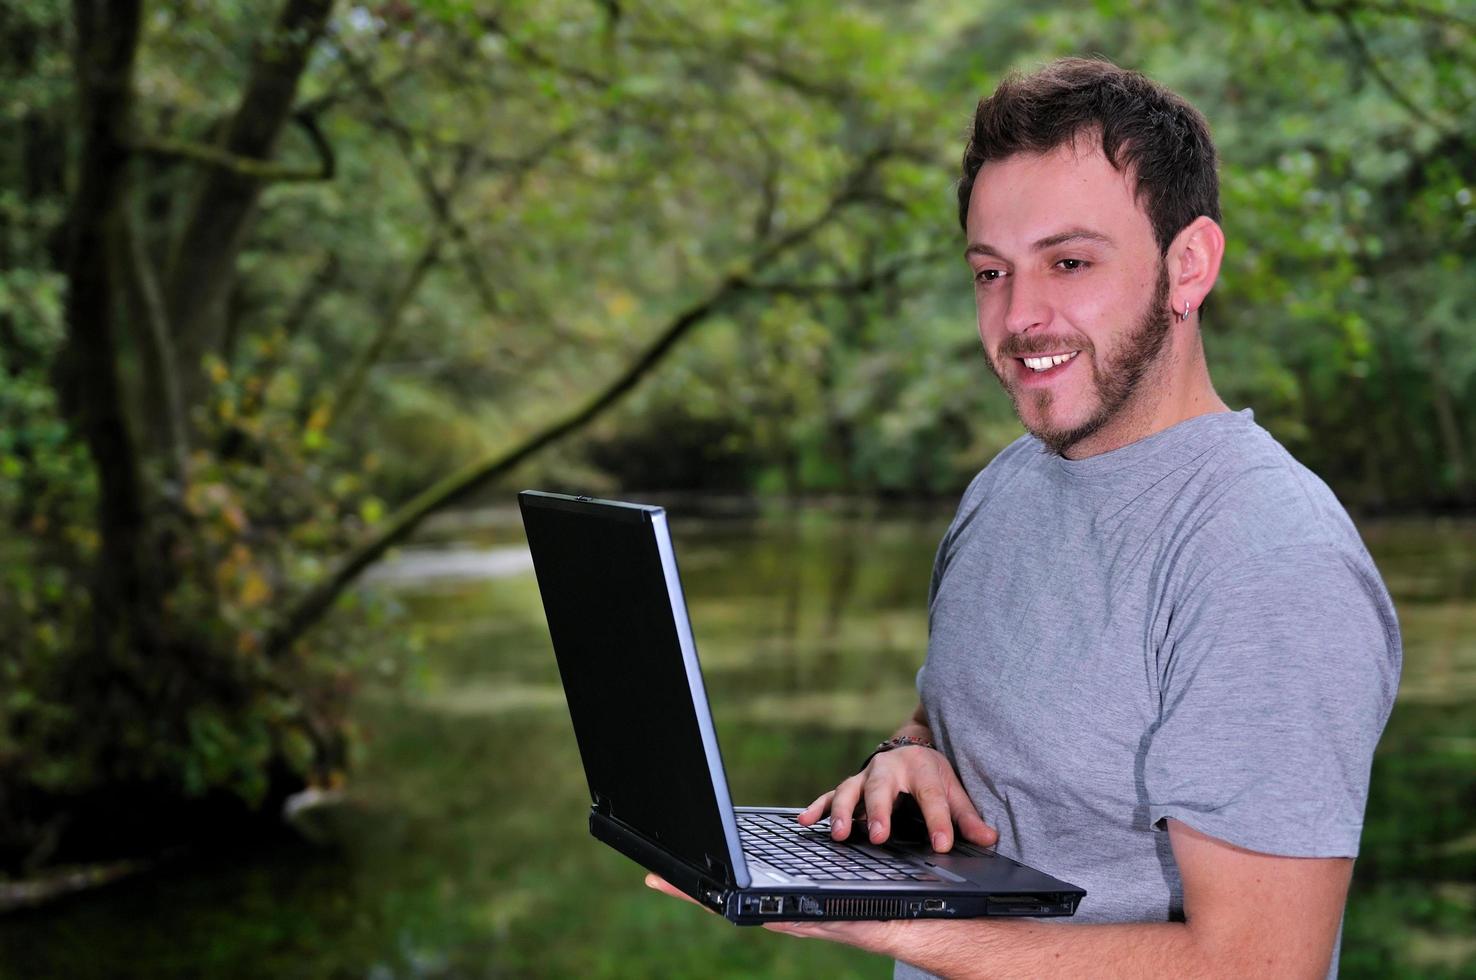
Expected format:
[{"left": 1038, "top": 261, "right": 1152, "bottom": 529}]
[{"left": 1045, "top": 408, "right": 1258, "bottom": 481}]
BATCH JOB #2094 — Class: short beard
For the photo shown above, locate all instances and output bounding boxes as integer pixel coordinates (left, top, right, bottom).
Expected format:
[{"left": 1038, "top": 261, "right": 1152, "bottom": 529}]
[{"left": 990, "top": 263, "right": 1173, "bottom": 457}]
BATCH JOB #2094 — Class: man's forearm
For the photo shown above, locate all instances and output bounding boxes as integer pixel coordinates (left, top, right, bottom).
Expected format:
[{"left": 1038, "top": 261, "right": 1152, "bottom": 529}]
[
  {"left": 874, "top": 918, "right": 1214, "bottom": 980},
  {"left": 814, "top": 818, "right": 1346, "bottom": 980}
]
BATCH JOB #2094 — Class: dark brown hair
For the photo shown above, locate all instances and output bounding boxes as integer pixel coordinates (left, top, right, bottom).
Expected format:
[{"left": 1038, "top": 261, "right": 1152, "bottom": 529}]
[{"left": 958, "top": 58, "right": 1220, "bottom": 254}]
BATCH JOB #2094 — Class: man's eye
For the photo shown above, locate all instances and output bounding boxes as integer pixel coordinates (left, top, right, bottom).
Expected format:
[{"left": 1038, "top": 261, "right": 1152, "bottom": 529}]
[
  {"left": 974, "top": 268, "right": 1004, "bottom": 283},
  {"left": 1056, "top": 258, "right": 1088, "bottom": 271}
]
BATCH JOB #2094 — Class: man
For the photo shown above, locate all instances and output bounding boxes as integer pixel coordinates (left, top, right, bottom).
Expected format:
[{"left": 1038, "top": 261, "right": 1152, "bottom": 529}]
[{"left": 651, "top": 58, "right": 1401, "bottom": 978}]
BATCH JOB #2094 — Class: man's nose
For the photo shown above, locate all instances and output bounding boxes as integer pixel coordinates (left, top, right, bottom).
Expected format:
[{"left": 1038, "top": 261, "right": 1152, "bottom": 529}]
[{"left": 1003, "top": 274, "right": 1051, "bottom": 335}]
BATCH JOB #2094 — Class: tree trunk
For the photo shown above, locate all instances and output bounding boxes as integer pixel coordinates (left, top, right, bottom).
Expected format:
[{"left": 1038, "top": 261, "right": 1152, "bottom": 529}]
[
  {"left": 122, "top": 206, "right": 190, "bottom": 491},
  {"left": 55, "top": 0, "right": 161, "bottom": 653},
  {"left": 163, "top": 0, "right": 334, "bottom": 412}
]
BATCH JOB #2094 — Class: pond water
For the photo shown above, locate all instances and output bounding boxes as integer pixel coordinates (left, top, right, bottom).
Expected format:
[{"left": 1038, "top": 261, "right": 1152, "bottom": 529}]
[{"left": 1, "top": 507, "right": 1473, "bottom": 978}]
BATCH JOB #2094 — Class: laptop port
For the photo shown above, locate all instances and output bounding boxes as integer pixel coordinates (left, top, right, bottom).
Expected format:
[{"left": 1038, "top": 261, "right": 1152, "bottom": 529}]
[
  {"left": 923, "top": 899, "right": 946, "bottom": 912},
  {"left": 986, "top": 899, "right": 1049, "bottom": 915},
  {"left": 758, "top": 896, "right": 783, "bottom": 915}
]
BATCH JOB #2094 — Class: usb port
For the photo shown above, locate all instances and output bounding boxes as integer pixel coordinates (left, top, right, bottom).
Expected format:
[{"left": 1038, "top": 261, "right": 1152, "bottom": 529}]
[
  {"left": 758, "top": 896, "right": 783, "bottom": 914},
  {"left": 923, "top": 899, "right": 946, "bottom": 912}
]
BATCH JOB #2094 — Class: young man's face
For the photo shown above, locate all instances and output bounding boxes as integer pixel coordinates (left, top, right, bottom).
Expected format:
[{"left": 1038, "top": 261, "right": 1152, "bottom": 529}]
[{"left": 964, "top": 140, "right": 1173, "bottom": 456}]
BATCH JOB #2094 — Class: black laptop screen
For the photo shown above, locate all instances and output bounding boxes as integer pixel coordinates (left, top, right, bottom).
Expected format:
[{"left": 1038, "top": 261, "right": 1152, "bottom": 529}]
[{"left": 518, "top": 492, "right": 742, "bottom": 883}]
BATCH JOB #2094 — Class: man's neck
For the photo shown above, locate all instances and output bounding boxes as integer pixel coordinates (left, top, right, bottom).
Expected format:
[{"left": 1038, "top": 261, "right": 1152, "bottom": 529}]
[{"left": 1063, "top": 328, "right": 1229, "bottom": 460}]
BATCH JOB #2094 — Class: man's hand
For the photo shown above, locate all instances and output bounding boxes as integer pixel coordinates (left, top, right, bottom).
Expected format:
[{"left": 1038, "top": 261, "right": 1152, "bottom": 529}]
[
  {"left": 644, "top": 872, "right": 906, "bottom": 954},
  {"left": 797, "top": 743, "right": 997, "bottom": 853}
]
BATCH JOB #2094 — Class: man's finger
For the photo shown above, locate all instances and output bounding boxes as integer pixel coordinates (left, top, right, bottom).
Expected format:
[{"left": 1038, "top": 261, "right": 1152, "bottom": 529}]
[
  {"left": 949, "top": 785, "right": 1000, "bottom": 846},
  {"left": 797, "top": 790, "right": 834, "bottom": 826},
  {"left": 911, "top": 782, "right": 955, "bottom": 852},
  {"left": 862, "top": 779, "right": 898, "bottom": 844},
  {"left": 644, "top": 873, "right": 693, "bottom": 902},
  {"left": 644, "top": 874, "right": 714, "bottom": 913},
  {"left": 828, "top": 776, "right": 865, "bottom": 841}
]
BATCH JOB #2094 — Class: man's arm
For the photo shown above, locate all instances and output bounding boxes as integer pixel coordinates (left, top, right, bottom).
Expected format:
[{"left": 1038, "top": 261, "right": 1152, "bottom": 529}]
[{"left": 765, "top": 818, "right": 1352, "bottom": 979}]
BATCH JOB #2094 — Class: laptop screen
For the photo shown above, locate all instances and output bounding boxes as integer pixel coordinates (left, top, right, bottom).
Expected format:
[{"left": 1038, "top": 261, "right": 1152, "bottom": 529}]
[{"left": 518, "top": 491, "right": 747, "bottom": 886}]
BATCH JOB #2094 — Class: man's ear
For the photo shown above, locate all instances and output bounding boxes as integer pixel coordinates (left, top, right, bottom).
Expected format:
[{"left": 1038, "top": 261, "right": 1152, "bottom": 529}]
[{"left": 1166, "top": 216, "right": 1225, "bottom": 320}]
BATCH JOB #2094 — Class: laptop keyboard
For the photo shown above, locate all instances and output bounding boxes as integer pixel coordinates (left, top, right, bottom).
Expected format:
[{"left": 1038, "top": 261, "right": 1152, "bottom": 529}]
[{"left": 737, "top": 812, "right": 941, "bottom": 881}]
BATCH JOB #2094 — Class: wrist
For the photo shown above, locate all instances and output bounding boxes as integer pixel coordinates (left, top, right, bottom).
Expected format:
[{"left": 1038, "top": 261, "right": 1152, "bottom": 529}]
[{"left": 858, "top": 734, "right": 936, "bottom": 772}]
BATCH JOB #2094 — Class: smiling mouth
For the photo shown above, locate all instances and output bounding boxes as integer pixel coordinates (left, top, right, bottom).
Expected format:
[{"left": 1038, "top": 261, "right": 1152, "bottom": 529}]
[{"left": 1018, "top": 351, "right": 1080, "bottom": 373}]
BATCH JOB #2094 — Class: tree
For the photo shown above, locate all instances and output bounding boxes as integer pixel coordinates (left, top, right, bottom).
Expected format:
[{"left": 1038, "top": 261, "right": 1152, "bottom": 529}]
[{"left": 0, "top": 0, "right": 951, "bottom": 872}]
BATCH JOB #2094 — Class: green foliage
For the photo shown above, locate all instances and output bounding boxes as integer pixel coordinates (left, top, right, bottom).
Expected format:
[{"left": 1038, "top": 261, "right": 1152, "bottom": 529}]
[
  {"left": 520, "top": 1, "right": 1476, "bottom": 505},
  {"left": 0, "top": 311, "right": 406, "bottom": 867}
]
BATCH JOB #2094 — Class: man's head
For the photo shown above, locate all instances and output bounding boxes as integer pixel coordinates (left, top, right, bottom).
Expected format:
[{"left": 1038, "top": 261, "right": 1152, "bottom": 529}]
[{"left": 960, "top": 58, "right": 1225, "bottom": 457}]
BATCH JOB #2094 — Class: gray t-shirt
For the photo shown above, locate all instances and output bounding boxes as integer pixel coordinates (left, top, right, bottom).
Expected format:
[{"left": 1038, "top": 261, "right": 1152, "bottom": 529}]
[{"left": 896, "top": 410, "right": 1401, "bottom": 979}]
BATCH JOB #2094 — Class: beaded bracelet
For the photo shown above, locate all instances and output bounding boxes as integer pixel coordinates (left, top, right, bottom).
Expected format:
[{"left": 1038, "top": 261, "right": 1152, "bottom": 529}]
[{"left": 858, "top": 734, "right": 936, "bottom": 772}]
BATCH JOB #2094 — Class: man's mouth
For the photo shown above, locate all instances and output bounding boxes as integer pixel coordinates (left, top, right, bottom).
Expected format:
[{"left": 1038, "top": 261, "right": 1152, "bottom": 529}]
[{"left": 1017, "top": 351, "right": 1080, "bottom": 373}]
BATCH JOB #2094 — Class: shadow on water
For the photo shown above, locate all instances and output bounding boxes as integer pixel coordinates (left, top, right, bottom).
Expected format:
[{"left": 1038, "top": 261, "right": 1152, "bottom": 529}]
[{"left": 0, "top": 508, "right": 1472, "bottom": 978}]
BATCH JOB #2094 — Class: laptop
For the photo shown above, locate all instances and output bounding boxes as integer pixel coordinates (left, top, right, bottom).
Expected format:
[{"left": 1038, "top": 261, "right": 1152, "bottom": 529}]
[{"left": 517, "top": 490, "right": 1085, "bottom": 924}]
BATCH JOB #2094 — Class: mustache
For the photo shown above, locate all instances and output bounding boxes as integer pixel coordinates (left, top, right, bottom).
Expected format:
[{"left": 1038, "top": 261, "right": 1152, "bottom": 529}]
[{"left": 997, "top": 335, "right": 1095, "bottom": 359}]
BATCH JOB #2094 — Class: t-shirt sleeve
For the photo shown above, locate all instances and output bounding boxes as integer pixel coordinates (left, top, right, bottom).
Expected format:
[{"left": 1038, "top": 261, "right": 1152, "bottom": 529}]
[{"left": 1143, "top": 545, "right": 1401, "bottom": 857}]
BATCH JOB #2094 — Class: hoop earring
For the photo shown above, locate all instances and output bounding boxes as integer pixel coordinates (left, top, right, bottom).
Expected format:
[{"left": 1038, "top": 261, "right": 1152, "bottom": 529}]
[{"left": 1178, "top": 301, "right": 1191, "bottom": 322}]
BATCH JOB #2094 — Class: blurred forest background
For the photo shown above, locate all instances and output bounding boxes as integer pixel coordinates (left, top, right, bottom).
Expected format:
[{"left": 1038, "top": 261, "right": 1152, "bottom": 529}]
[{"left": 1, "top": 0, "right": 1473, "bottom": 976}]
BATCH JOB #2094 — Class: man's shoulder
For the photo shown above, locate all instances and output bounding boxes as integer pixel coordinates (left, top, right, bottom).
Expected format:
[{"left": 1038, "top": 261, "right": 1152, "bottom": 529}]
[{"left": 1170, "top": 418, "right": 1379, "bottom": 586}]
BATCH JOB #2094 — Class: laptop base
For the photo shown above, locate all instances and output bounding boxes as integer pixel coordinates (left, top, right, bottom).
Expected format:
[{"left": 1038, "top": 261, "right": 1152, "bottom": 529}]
[{"left": 593, "top": 805, "right": 1082, "bottom": 925}]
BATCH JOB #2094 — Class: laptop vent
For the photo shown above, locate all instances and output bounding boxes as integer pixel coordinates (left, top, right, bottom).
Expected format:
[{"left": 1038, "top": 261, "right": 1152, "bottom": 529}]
[{"left": 825, "top": 897, "right": 906, "bottom": 919}]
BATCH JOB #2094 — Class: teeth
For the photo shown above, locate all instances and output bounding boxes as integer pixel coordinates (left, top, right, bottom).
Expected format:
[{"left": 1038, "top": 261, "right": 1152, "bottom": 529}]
[{"left": 1022, "top": 351, "right": 1078, "bottom": 372}]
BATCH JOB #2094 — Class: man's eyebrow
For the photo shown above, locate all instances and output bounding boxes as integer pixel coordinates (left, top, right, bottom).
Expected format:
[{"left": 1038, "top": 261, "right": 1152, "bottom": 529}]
[
  {"left": 964, "top": 229, "right": 1115, "bottom": 259},
  {"left": 1034, "top": 229, "right": 1114, "bottom": 250}
]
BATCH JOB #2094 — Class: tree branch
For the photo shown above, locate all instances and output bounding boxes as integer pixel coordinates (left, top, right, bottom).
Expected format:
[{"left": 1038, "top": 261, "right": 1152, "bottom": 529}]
[
  {"left": 162, "top": 0, "right": 335, "bottom": 413},
  {"left": 334, "top": 49, "right": 507, "bottom": 318},
  {"left": 133, "top": 111, "right": 334, "bottom": 182},
  {"left": 1300, "top": 0, "right": 1474, "bottom": 32},
  {"left": 282, "top": 251, "right": 340, "bottom": 337},
  {"left": 263, "top": 272, "right": 747, "bottom": 657},
  {"left": 122, "top": 206, "right": 189, "bottom": 491},
  {"left": 319, "top": 120, "right": 483, "bottom": 428},
  {"left": 479, "top": 13, "right": 611, "bottom": 89},
  {"left": 629, "top": 6, "right": 856, "bottom": 104},
  {"left": 750, "top": 247, "right": 950, "bottom": 297},
  {"left": 321, "top": 230, "right": 446, "bottom": 429},
  {"left": 1300, "top": 0, "right": 1463, "bottom": 135},
  {"left": 262, "top": 144, "right": 902, "bottom": 654}
]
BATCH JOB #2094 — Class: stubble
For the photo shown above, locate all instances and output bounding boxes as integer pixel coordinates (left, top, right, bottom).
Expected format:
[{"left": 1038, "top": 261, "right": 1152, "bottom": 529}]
[{"left": 990, "top": 263, "right": 1173, "bottom": 457}]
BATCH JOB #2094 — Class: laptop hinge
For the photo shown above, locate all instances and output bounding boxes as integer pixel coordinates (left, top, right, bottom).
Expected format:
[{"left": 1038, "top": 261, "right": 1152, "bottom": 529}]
[{"left": 589, "top": 809, "right": 731, "bottom": 912}]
